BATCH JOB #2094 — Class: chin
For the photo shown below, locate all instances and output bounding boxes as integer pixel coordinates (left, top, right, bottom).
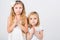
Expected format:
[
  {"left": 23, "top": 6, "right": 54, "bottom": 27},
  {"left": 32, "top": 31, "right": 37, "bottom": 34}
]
[{"left": 16, "top": 14, "right": 20, "bottom": 15}]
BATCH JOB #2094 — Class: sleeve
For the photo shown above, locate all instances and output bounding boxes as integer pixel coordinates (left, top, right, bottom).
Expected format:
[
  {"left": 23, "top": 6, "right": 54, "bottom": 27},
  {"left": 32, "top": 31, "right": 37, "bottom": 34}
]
[
  {"left": 28, "top": 28, "right": 33, "bottom": 33},
  {"left": 39, "top": 26, "right": 44, "bottom": 32},
  {"left": 35, "top": 26, "right": 44, "bottom": 32}
]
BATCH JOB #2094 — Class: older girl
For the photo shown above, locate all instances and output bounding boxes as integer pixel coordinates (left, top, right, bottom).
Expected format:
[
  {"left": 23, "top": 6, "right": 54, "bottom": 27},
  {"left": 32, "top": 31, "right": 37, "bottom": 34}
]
[{"left": 7, "top": 0, "right": 28, "bottom": 40}]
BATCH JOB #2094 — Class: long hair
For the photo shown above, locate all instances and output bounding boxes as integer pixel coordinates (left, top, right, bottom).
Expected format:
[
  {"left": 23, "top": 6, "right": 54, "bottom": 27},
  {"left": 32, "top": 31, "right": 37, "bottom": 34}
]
[
  {"left": 28, "top": 11, "right": 40, "bottom": 28},
  {"left": 9, "top": 1, "right": 26, "bottom": 26}
]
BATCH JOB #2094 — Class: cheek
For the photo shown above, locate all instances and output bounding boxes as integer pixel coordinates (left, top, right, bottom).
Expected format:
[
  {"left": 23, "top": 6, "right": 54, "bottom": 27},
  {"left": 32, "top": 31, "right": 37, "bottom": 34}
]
[
  {"left": 14, "top": 8, "right": 18, "bottom": 13},
  {"left": 19, "top": 9, "right": 23, "bottom": 12},
  {"left": 34, "top": 20, "right": 38, "bottom": 23},
  {"left": 29, "top": 20, "right": 32, "bottom": 24}
]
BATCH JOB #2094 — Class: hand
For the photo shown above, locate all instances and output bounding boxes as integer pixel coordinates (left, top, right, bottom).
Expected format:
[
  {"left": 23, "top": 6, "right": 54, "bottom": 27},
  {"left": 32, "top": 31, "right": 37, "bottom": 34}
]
[
  {"left": 30, "top": 27, "right": 35, "bottom": 34},
  {"left": 13, "top": 16, "right": 18, "bottom": 26},
  {"left": 15, "top": 16, "right": 22, "bottom": 25},
  {"left": 32, "top": 27, "right": 35, "bottom": 34},
  {"left": 35, "top": 31, "right": 39, "bottom": 34},
  {"left": 18, "top": 20, "right": 22, "bottom": 25}
]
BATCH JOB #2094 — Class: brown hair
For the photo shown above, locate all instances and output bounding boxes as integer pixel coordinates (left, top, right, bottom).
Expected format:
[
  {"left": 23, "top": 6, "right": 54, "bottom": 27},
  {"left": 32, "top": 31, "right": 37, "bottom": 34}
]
[{"left": 9, "top": 1, "right": 26, "bottom": 26}]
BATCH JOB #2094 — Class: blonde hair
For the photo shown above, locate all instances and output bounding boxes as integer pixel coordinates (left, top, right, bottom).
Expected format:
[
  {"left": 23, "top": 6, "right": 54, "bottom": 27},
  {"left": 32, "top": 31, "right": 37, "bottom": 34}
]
[
  {"left": 28, "top": 11, "right": 40, "bottom": 28},
  {"left": 9, "top": 1, "right": 26, "bottom": 26}
]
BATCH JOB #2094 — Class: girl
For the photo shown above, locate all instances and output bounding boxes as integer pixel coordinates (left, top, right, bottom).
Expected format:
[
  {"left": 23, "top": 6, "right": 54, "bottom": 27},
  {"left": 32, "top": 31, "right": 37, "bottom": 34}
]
[
  {"left": 27, "top": 11, "right": 44, "bottom": 40},
  {"left": 7, "top": 0, "right": 28, "bottom": 40}
]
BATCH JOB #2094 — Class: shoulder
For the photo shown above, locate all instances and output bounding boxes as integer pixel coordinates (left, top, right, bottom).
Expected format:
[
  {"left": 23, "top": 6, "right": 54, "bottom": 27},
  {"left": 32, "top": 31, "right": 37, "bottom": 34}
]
[
  {"left": 39, "top": 26, "right": 44, "bottom": 31},
  {"left": 35, "top": 25, "right": 44, "bottom": 32}
]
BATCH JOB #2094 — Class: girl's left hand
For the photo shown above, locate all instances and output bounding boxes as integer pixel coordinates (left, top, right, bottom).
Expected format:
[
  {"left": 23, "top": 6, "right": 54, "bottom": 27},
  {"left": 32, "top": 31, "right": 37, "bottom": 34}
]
[
  {"left": 34, "top": 28, "right": 39, "bottom": 34},
  {"left": 35, "top": 31, "right": 39, "bottom": 34},
  {"left": 18, "top": 20, "right": 22, "bottom": 24},
  {"left": 17, "top": 20, "right": 22, "bottom": 27}
]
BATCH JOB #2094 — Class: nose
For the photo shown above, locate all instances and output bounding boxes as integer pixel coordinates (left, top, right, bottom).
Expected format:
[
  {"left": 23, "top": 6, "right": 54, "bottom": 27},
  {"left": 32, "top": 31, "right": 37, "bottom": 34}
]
[
  {"left": 17, "top": 8, "right": 20, "bottom": 11},
  {"left": 32, "top": 19, "right": 35, "bottom": 22},
  {"left": 17, "top": 8, "right": 20, "bottom": 10}
]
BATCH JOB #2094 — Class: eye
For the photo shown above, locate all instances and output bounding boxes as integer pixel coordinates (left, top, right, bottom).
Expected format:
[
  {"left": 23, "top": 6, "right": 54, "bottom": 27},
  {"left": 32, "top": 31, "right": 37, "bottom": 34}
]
[
  {"left": 34, "top": 18, "right": 37, "bottom": 20},
  {"left": 19, "top": 7, "right": 21, "bottom": 9},
  {"left": 19, "top": 7, "right": 23, "bottom": 9},
  {"left": 30, "top": 18, "right": 32, "bottom": 20},
  {"left": 15, "top": 7, "right": 18, "bottom": 9}
]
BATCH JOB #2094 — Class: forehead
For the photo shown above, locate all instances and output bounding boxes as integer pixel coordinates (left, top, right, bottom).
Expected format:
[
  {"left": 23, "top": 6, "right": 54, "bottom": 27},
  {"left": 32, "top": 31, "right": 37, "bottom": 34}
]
[
  {"left": 29, "top": 14, "right": 38, "bottom": 18},
  {"left": 14, "top": 3, "right": 23, "bottom": 7}
]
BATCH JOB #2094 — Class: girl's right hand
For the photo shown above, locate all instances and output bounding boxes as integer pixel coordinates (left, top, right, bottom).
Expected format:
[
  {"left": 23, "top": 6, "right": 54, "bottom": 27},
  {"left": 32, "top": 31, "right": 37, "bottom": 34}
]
[
  {"left": 13, "top": 17, "right": 18, "bottom": 26},
  {"left": 32, "top": 27, "right": 35, "bottom": 34},
  {"left": 30, "top": 27, "right": 35, "bottom": 34}
]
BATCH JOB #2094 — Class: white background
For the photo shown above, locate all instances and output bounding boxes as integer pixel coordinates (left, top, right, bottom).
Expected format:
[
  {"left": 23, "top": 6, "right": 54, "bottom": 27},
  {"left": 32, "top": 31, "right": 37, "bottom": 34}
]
[{"left": 0, "top": 0, "right": 60, "bottom": 40}]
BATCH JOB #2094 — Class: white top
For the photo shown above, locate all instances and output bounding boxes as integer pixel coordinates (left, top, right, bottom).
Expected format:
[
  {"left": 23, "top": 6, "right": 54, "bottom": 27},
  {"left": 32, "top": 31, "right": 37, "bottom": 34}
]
[
  {"left": 8, "top": 26, "right": 23, "bottom": 40},
  {"left": 28, "top": 26, "right": 44, "bottom": 40}
]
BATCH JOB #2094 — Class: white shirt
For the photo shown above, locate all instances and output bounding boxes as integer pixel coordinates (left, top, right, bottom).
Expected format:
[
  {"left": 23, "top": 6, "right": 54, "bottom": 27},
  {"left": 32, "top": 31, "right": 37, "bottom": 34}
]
[
  {"left": 8, "top": 26, "right": 23, "bottom": 40},
  {"left": 28, "top": 26, "right": 44, "bottom": 40}
]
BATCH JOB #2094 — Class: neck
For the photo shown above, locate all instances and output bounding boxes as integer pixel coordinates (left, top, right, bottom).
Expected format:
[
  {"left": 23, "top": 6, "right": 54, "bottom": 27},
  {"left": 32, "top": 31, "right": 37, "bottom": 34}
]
[
  {"left": 32, "top": 25, "right": 35, "bottom": 27},
  {"left": 16, "top": 14, "right": 20, "bottom": 16}
]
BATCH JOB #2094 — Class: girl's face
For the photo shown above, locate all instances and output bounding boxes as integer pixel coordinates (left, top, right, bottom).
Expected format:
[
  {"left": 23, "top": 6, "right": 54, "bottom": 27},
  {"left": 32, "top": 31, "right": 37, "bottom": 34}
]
[
  {"left": 29, "top": 14, "right": 38, "bottom": 26},
  {"left": 14, "top": 3, "right": 23, "bottom": 15}
]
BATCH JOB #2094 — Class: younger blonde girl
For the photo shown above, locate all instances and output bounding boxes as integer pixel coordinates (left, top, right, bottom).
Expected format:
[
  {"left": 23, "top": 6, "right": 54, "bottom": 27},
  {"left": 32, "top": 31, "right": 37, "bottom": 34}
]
[{"left": 27, "top": 11, "right": 44, "bottom": 40}]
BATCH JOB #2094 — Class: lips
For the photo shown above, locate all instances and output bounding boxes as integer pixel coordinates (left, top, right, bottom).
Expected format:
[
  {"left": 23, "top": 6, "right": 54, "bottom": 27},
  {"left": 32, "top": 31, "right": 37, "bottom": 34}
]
[{"left": 32, "top": 21, "right": 35, "bottom": 23}]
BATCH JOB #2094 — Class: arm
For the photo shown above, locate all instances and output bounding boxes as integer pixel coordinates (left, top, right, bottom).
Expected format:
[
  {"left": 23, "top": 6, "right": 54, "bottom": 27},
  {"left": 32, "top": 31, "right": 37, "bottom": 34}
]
[
  {"left": 34, "top": 30, "right": 43, "bottom": 40},
  {"left": 27, "top": 28, "right": 34, "bottom": 40},
  {"left": 7, "top": 17, "right": 16, "bottom": 33},
  {"left": 18, "top": 18, "right": 28, "bottom": 33},
  {"left": 27, "top": 32, "right": 33, "bottom": 40}
]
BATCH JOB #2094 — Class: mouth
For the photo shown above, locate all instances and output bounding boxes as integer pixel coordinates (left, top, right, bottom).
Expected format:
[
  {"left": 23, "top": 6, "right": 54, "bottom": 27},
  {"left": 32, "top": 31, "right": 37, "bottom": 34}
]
[{"left": 32, "top": 22, "right": 35, "bottom": 23}]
